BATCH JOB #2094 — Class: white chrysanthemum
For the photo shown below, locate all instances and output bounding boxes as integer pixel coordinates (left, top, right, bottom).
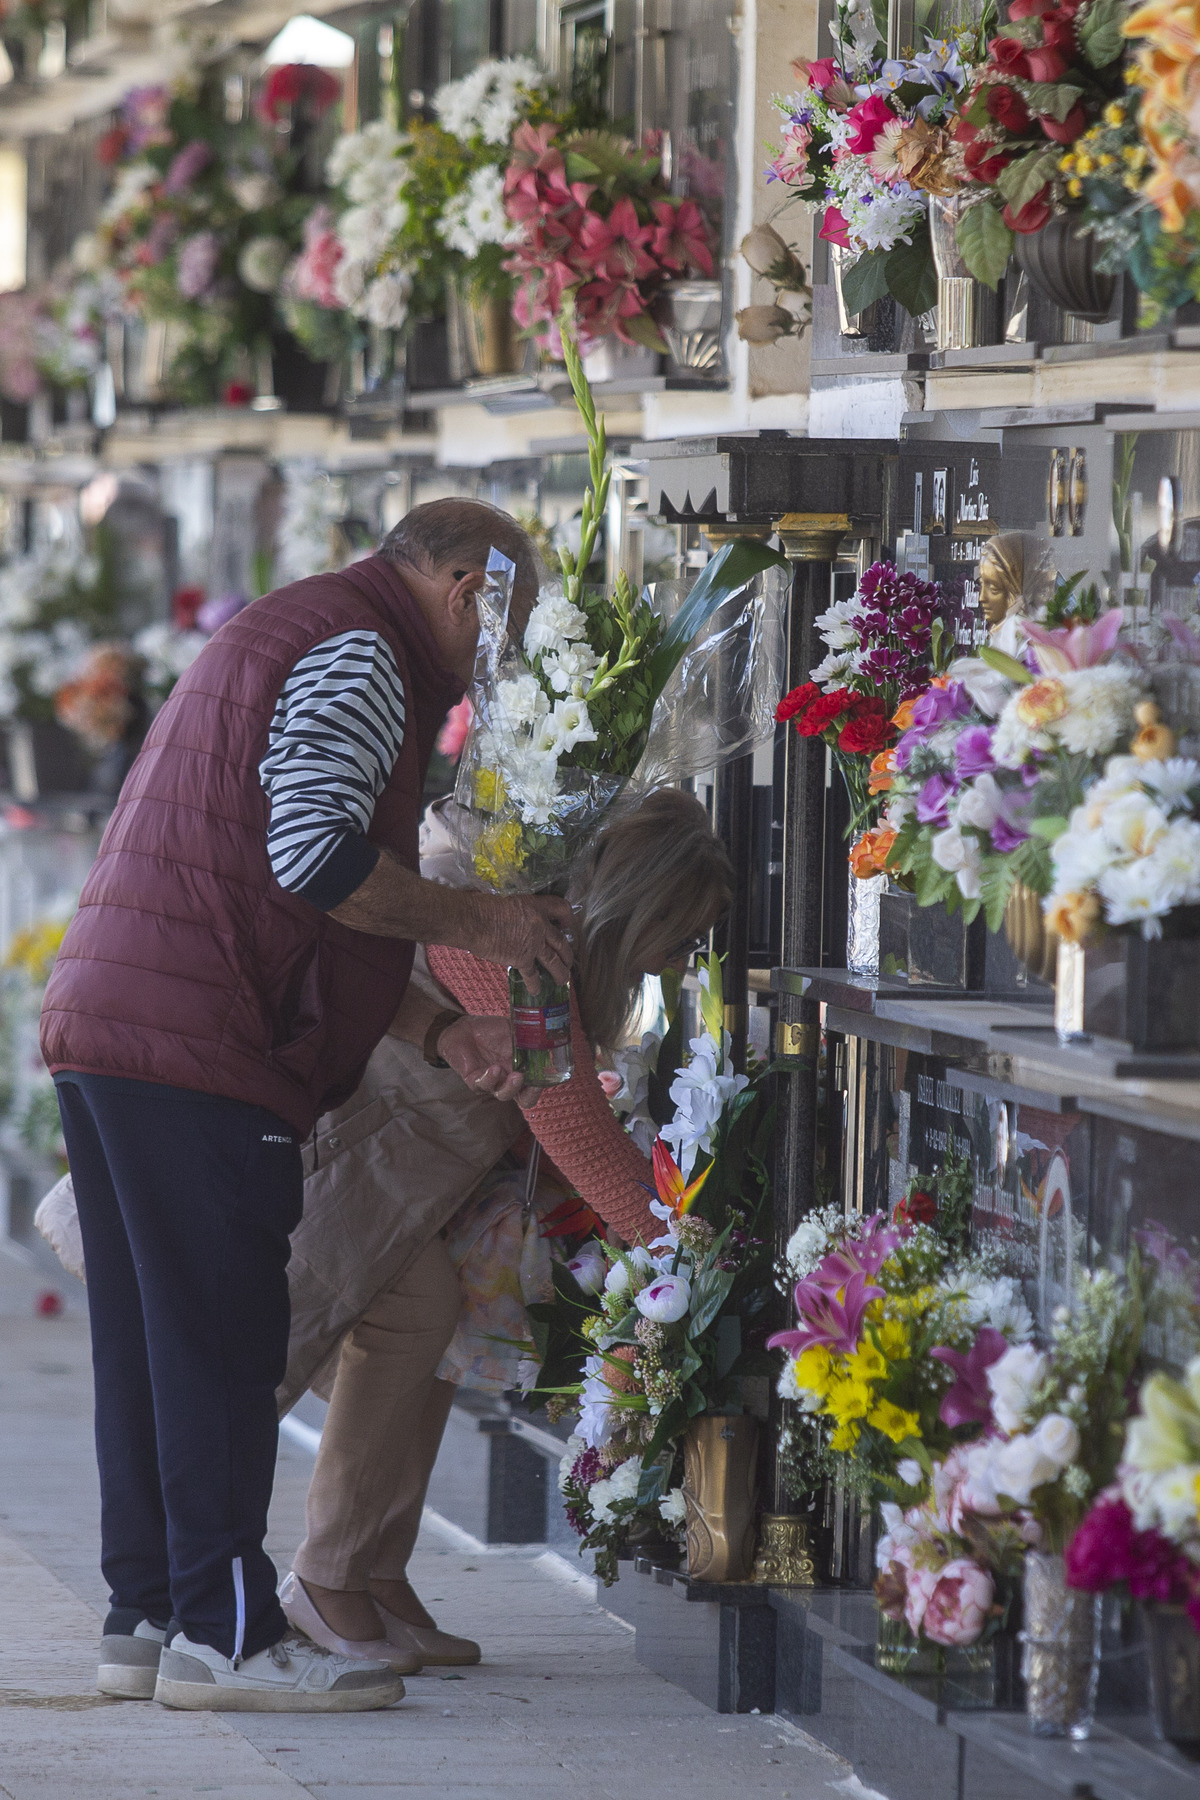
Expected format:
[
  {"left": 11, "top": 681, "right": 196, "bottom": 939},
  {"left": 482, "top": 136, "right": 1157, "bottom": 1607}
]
[
  {"left": 1139, "top": 757, "right": 1200, "bottom": 809},
  {"left": 327, "top": 120, "right": 407, "bottom": 190},
  {"left": 524, "top": 591, "right": 589, "bottom": 657},
  {"left": 1055, "top": 666, "right": 1140, "bottom": 757},
  {"left": 360, "top": 270, "right": 412, "bottom": 330},
  {"left": 1097, "top": 789, "right": 1171, "bottom": 859},
  {"left": 439, "top": 166, "right": 520, "bottom": 257},
  {"left": 557, "top": 1432, "right": 585, "bottom": 1493},
  {"left": 1142, "top": 816, "right": 1200, "bottom": 907},
  {"left": 957, "top": 1274, "right": 1034, "bottom": 1344},
  {"left": 435, "top": 56, "right": 549, "bottom": 145},
  {"left": 495, "top": 672, "right": 550, "bottom": 728},
  {"left": 811, "top": 649, "right": 856, "bottom": 687},
  {"left": 990, "top": 700, "right": 1045, "bottom": 770},
  {"left": 337, "top": 199, "right": 407, "bottom": 267},
  {"left": 814, "top": 596, "right": 861, "bottom": 653}
]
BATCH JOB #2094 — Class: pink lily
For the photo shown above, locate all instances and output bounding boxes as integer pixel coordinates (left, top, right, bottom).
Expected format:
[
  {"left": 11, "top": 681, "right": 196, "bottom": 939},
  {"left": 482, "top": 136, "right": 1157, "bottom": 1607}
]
[
  {"left": 806, "top": 1213, "right": 901, "bottom": 1293},
  {"left": 767, "top": 1267, "right": 883, "bottom": 1358},
  {"left": 930, "top": 1327, "right": 1008, "bottom": 1429},
  {"left": 649, "top": 198, "right": 715, "bottom": 276},
  {"left": 1022, "top": 608, "right": 1123, "bottom": 674}
]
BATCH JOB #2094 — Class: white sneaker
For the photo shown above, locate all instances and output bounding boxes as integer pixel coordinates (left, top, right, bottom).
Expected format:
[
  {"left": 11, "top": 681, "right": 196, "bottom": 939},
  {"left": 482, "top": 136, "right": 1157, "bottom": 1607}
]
[
  {"left": 154, "top": 1630, "right": 405, "bottom": 1712},
  {"left": 97, "top": 1616, "right": 168, "bottom": 1699}
]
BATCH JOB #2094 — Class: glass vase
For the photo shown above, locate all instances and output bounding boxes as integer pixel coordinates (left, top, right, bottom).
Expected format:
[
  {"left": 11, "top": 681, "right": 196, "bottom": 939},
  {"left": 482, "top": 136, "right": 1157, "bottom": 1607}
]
[
  {"left": 1021, "top": 1551, "right": 1101, "bottom": 1738},
  {"left": 508, "top": 966, "right": 573, "bottom": 1086}
]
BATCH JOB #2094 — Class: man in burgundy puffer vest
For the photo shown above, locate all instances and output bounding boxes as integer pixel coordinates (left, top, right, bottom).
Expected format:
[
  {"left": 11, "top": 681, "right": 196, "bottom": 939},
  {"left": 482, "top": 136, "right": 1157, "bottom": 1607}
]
[{"left": 40, "top": 499, "right": 572, "bottom": 1712}]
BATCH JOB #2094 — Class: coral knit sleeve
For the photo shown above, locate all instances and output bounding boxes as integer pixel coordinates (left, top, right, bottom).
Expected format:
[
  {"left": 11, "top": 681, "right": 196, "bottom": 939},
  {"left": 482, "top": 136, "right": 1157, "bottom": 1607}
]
[{"left": 424, "top": 944, "right": 656, "bottom": 1246}]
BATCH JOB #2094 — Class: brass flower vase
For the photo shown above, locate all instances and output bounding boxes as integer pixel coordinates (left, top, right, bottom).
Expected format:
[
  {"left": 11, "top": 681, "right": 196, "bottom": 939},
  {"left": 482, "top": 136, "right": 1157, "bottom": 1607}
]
[
  {"left": 1004, "top": 880, "right": 1058, "bottom": 984},
  {"left": 682, "top": 1414, "right": 759, "bottom": 1582},
  {"left": 461, "top": 289, "right": 522, "bottom": 378}
]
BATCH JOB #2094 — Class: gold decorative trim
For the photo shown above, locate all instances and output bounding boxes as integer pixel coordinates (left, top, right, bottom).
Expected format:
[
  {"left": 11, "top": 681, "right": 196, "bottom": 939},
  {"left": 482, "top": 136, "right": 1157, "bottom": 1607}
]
[{"left": 752, "top": 1514, "right": 816, "bottom": 1587}]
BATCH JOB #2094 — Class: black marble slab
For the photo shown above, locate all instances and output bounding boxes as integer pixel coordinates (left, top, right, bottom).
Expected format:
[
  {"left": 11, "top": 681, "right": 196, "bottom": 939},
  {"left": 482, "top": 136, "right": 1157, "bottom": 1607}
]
[{"left": 598, "top": 1559, "right": 776, "bottom": 1715}]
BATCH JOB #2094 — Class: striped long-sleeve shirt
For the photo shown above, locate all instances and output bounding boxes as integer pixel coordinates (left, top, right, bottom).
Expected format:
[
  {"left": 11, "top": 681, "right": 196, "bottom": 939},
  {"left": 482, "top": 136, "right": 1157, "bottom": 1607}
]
[{"left": 258, "top": 630, "right": 407, "bottom": 910}]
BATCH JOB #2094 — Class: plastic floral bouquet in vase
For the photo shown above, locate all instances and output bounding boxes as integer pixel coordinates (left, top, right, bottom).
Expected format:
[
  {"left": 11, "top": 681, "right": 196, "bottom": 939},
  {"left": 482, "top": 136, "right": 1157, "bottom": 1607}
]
[
  {"left": 775, "top": 559, "right": 952, "bottom": 885},
  {"left": 452, "top": 325, "right": 786, "bottom": 1077},
  {"left": 952, "top": 1267, "right": 1144, "bottom": 1735},
  {"left": 763, "top": 0, "right": 976, "bottom": 322},
  {"left": 528, "top": 957, "right": 777, "bottom": 1581},
  {"left": 881, "top": 608, "right": 1146, "bottom": 938},
  {"left": 1066, "top": 1354, "right": 1200, "bottom": 1745}
]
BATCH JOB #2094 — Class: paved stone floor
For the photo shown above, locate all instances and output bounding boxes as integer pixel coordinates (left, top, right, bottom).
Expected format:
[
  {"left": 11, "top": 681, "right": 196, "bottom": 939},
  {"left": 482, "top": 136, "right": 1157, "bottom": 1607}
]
[{"left": 0, "top": 1237, "right": 878, "bottom": 1800}]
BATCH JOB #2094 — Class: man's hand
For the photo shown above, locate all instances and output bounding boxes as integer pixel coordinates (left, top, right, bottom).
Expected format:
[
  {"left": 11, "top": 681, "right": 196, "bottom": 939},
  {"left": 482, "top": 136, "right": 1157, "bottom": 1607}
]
[
  {"left": 437, "top": 1014, "right": 532, "bottom": 1105},
  {"left": 465, "top": 891, "right": 575, "bottom": 988},
  {"left": 329, "top": 851, "right": 574, "bottom": 985}
]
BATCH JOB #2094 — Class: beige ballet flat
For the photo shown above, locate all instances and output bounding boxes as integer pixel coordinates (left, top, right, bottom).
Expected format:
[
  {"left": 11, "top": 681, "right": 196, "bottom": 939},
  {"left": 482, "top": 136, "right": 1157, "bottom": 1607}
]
[
  {"left": 279, "top": 1572, "right": 422, "bottom": 1674},
  {"left": 373, "top": 1598, "right": 480, "bottom": 1667}
]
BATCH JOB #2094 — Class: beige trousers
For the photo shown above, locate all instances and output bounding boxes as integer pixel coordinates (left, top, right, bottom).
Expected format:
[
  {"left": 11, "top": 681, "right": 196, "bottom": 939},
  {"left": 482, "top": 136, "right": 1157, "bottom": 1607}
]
[{"left": 292, "top": 1234, "right": 462, "bottom": 1590}]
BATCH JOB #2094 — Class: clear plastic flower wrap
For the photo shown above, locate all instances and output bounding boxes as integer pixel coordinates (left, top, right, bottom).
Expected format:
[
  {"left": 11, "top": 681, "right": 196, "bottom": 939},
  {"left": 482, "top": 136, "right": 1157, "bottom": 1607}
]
[{"left": 451, "top": 547, "right": 789, "bottom": 893}]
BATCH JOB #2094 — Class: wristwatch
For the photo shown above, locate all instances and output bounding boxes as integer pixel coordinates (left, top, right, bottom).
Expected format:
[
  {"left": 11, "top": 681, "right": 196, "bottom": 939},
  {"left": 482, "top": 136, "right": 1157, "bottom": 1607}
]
[{"left": 423, "top": 1008, "right": 463, "bottom": 1068}]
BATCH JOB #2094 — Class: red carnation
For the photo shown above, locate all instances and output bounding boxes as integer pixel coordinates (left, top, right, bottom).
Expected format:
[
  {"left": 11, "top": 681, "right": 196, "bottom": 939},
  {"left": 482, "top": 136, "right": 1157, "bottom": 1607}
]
[
  {"left": 222, "top": 380, "right": 254, "bottom": 406},
  {"left": 776, "top": 681, "right": 821, "bottom": 724},
  {"left": 895, "top": 1190, "right": 937, "bottom": 1228},
  {"left": 1003, "top": 188, "right": 1053, "bottom": 232},
  {"left": 796, "top": 688, "right": 856, "bottom": 736},
  {"left": 838, "top": 703, "right": 893, "bottom": 755},
  {"left": 1024, "top": 44, "right": 1069, "bottom": 80},
  {"left": 989, "top": 37, "right": 1032, "bottom": 75},
  {"left": 986, "top": 85, "right": 1030, "bottom": 133},
  {"left": 1038, "top": 103, "right": 1087, "bottom": 144}
]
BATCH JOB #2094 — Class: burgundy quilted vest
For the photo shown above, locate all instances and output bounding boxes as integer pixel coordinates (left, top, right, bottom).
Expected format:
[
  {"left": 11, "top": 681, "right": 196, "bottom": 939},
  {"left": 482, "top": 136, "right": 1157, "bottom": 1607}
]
[{"left": 41, "top": 554, "right": 463, "bottom": 1137}]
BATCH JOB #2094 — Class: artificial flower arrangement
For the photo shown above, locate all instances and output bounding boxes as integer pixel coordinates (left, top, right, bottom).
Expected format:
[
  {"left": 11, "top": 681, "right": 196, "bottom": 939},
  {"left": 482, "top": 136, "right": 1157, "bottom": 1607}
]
[
  {"left": 881, "top": 608, "right": 1147, "bottom": 928},
  {"left": 452, "top": 320, "right": 786, "bottom": 893},
  {"left": 763, "top": 0, "right": 973, "bottom": 319},
  {"left": 292, "top": 59, "right": 562, "bottom": 348},
  {"left": 772, "top": 1193, "right": 1039, "bottom": 1646},
  {"left": 1066, "top": 1354, "right": 1200, "bottom": 1627},
  {"left": 0, "top": 915, "right": 71, "bottom": 1172},
  {"left": 951, "top": 0, "right": 1129, "bottom": 290},
  {"left": 529, "top": 957, "right": 776, "bottom": 1584},
  {"left": 954, "top": 1268, "right": 1144, "bottom": 1555},
  {"left": 0, "top": 533, "right": 128, "bottom": 731},
  {"left": 502, "top": 121, "right": 718, "bottom": 352},
  {"left": 774, "top": 559, "right": 951, "bottom": 875},
  {"left": 80, "top": 70, "right": 344, "bottom": 403}
]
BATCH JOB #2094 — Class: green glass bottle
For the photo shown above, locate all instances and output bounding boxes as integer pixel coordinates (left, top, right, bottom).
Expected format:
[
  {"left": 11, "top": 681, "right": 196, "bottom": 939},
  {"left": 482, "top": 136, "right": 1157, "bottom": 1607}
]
[{"left": 508, "top": 964, "right": 573, "bottom": 1086}]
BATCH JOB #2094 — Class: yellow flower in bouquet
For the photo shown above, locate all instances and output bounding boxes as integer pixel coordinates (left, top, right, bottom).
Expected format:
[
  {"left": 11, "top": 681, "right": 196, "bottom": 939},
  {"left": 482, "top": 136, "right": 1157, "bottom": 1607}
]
[{"left": 473, "top": 819, "right": 526, "bottom": 886}]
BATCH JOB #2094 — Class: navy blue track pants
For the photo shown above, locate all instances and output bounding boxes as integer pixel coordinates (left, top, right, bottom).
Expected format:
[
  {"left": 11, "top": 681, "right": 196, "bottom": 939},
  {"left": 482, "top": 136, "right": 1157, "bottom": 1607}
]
[{"left": 55, "top": 1072, "right": 303, "bottom": 1659}]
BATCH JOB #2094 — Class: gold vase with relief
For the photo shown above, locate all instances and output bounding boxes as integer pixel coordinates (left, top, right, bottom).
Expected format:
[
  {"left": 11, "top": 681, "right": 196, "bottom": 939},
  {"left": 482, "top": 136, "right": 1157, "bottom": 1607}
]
[
  {"left": 1004, "top": 881, "right": 1058, "bottom": 984},
  {"left": 681, "top": 1414, "right": 759, "bottom": 1582}
]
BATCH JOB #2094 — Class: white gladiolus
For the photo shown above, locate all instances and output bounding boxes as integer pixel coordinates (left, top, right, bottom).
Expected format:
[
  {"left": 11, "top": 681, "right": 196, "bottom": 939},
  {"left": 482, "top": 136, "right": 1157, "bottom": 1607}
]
[
  {"left": 542, "top": 641, "right": 601, "bottom": 694},
  {"left": 557, "top": 1432, "right": 585, "bottom": 1492},
  {"left": 546, "top": 695, "right": 598, "bottom": 753}
]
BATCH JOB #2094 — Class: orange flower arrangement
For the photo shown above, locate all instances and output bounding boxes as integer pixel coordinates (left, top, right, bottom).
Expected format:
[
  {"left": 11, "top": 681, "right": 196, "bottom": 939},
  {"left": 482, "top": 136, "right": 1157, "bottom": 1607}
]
[{"left": 1124, "top": 0, "right": 1200, "bottom": 234}]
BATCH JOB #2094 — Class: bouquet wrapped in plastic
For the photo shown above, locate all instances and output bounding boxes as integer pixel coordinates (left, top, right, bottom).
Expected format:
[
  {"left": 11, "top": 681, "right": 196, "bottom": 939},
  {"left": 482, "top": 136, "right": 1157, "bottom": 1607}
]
[{"left": 451, "top": 322, "right": 788, "bottom": 1078}]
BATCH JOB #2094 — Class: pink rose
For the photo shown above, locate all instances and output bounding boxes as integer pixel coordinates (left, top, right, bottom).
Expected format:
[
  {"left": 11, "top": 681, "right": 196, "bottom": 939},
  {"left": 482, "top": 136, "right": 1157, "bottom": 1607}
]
[
  {"left": 921, "top": 1559, "right": 995, "bottom": 1648},
  {"left": 818, "top": 206, "right": 852, "bottom": 247},
  {"left": 845, "top": 94, "right": 895, "bottom": 155},
  {"left": 796, "top": 56, "right": 840, "bottom": 89}
]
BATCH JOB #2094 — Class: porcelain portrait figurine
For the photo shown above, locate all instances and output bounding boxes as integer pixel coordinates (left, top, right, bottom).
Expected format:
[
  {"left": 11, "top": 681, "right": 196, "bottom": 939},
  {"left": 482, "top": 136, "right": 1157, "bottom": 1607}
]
[{"left": 977, "top": 530, "right": 1057, "bottom": 656}]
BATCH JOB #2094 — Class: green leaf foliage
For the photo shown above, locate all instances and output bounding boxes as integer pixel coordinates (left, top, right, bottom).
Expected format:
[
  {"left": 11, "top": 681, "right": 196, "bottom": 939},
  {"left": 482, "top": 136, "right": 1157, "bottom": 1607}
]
[
  {"left": 839, "top": 248, "right": 892, "bottom": 315},
  {"left": 980, "top": 643, "right": 1034, "bottom": 683},
  {"left": 1023, "top": 82, "right": 1084, "bottom": 121},
  {"left": 956, "top": 202, "right": 1014, "bottom": 290},
  {"left": 995, "top": 147, "right": 1060, "bottom": 215},
  {"left": 885, "top": 224, "right": 938, "bottom": 317},
  {"left": 1079, "top": 0, "right": 1126, "bottom": 65}
]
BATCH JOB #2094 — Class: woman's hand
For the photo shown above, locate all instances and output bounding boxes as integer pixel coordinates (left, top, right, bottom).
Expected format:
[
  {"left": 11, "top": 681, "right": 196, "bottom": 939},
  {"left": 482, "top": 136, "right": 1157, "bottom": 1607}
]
[{"left": 437, "top": 1014, "right": 534, "bottom": 1106}]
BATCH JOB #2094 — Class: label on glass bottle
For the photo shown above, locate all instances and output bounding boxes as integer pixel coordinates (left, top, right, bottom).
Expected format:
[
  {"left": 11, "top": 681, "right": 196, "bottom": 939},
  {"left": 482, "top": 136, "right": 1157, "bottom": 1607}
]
[{"left": 512, "top": 1003, "right": 571, "bottom": 1050}]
